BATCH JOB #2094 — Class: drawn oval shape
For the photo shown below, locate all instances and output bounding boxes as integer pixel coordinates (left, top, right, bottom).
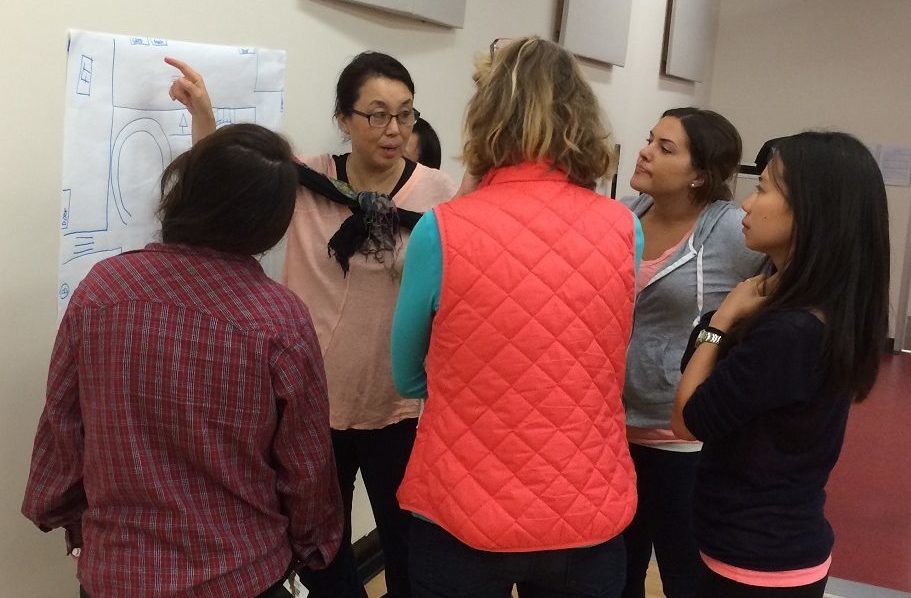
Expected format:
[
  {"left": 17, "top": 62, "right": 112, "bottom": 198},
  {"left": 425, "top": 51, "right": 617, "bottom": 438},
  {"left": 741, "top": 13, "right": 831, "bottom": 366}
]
[{"left": 111, "top": 118, "right": 170, "bottom": 224}]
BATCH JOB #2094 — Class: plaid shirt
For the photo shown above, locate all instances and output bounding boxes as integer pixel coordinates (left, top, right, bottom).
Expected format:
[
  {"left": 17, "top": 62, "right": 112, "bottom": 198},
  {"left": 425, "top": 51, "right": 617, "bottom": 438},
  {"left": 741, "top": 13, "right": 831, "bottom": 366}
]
[{"left": 22, "top": 243, "right": 342, "bottom": 597}]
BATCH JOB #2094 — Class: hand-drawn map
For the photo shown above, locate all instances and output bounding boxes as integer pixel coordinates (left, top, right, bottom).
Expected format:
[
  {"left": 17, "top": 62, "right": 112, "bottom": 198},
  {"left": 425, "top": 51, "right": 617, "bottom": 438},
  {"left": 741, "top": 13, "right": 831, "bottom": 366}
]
[{"left": 58, "top": 30, "right": 286, "bottom": 315}]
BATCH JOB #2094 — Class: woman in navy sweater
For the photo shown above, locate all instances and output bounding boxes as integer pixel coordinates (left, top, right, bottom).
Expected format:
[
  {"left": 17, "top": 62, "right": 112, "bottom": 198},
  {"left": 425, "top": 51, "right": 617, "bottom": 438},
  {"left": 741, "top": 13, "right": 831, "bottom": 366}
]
[{"left": 671, "top": 131, "right": 890, "bottom": 597}]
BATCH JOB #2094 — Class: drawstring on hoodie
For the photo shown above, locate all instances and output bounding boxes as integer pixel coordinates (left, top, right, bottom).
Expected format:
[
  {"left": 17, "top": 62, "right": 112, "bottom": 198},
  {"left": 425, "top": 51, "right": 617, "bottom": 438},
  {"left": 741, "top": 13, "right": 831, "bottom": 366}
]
[
  {"left": 634, "top": 205, "right": 707, "bottom": 328},
  {"left": 694, "top": 241, "right": 704, "bottom": 327}
]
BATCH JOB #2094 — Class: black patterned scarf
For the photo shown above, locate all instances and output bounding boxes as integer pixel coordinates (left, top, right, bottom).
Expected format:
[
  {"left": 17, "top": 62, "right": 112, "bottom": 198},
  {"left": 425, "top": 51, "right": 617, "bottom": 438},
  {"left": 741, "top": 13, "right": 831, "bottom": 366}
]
[{"left": 297, "top": 163, "right": 422, "bottom": 275}]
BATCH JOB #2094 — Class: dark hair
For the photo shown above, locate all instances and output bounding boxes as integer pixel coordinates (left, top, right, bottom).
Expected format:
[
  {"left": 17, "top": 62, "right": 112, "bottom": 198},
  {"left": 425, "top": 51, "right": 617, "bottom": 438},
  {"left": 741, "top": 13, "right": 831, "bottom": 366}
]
[
  {"left": 335, "top": 51, "right": 415, "bottom": 117},
  {"left": 728, "top": 131, "right": 890, "bottom": 402},
  {"left": 158, "top": 123, "right": 298, "bottom": 256},
  {"left": 662, "top": 107, "right": 742, "bottom": 204},
  {"left": 754, "top": 136, "right": 788, "bottom": 172},
  {"left": 411, "top": 118, "right": 442, "bottom": 169}
]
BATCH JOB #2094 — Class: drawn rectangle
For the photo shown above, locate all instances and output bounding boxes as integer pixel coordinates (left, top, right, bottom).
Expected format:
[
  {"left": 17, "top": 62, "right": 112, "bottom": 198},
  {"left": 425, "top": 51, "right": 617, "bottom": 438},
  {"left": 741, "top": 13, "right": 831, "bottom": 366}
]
[{"left": 77, "top": 56, "right": 93, "bottom": 96}]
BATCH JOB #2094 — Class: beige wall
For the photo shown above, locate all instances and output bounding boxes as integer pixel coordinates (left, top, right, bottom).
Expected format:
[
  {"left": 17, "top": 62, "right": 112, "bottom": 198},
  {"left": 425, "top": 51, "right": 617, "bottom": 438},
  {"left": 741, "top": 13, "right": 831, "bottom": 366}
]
[
  {"left": 708, "top": 0, "right": 911, "bottom": 335},
  {"left": 0, "top": 1, "right": 716, "bottom": 594}
]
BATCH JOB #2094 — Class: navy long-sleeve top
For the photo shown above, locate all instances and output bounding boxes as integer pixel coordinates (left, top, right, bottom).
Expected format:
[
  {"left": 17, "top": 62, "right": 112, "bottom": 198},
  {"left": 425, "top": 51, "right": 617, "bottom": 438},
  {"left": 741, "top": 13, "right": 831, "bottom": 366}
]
[{"left": 682, "top": 309, "right": 851, "bottom": 571}]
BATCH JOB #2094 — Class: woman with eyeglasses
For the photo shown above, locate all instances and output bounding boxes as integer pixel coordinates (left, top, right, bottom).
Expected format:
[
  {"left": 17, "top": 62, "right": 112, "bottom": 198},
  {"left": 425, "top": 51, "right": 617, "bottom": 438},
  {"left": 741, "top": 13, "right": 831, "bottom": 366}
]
[
  {"left": 391, "top": 36, "right": 641, "bottom": 597},
  {"left": 167, "top": 52, "right": 456, "bottom": 598}
]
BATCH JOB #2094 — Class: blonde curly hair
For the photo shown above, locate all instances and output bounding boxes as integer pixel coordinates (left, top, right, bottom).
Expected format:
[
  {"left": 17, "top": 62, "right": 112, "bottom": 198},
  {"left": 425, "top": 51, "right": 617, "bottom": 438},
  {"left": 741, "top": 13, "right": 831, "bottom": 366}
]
[{"left": 463, "top": 37, "right": 616, "bottom": 189}]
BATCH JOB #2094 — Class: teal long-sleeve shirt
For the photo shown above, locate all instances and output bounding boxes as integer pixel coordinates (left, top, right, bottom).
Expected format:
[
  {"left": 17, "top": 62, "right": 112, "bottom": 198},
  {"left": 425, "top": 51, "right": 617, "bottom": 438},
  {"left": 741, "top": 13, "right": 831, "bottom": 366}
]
[{"left": 391, "top": 210, "right": 644, "bottom": 398}]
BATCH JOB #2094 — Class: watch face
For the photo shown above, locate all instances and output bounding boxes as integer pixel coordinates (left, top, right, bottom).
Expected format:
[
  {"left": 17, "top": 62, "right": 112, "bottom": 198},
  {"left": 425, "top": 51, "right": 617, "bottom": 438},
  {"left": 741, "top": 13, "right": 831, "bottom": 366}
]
[{"left": 697, "top": 329, "right": 723, "bottom": 345}]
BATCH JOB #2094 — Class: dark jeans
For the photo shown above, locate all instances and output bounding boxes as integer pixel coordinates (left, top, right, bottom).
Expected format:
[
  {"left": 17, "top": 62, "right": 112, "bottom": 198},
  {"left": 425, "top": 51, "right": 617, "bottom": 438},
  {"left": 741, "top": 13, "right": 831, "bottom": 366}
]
[
  {"left": 621, "top": 444, "right": 700, "bottom": 598},
  {"left": 302, "top": 418, "right": 418, "bottom": 598},
  {"left": 80, "top": 573, "right": 292, "bottom": 597},
  {"left": 409, "top": 516, "right": 627, "bottom": 598},
  {"left": 696, "top": 561, "right": 828, "bottom": 598}
]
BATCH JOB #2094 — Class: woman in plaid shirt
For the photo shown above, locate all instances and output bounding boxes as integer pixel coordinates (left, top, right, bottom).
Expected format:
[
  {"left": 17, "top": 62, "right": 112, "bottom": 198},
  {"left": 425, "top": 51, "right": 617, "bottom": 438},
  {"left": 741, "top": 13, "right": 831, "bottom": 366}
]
[{"left": 22, "top": 124, "right": 343, "bottom": 597}]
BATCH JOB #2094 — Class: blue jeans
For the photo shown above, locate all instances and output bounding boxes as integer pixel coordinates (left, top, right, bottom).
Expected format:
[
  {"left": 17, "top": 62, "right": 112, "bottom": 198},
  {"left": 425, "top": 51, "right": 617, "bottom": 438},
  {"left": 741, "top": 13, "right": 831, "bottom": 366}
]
[
  {"left": 409, "top": 516, "right": 626, "bottom": 598},
  {"left": 621, "top": 444, "right": 700, "bottom": 598},
  {"left": 301, "top": 418, "right": 418, "bottom": 598}
]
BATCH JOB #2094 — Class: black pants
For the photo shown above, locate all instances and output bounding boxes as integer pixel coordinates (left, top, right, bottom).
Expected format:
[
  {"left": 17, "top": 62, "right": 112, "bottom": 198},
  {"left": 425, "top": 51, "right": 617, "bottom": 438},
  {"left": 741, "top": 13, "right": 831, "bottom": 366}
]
[
  {"left": 302, "top": 418, "right": 418, "bottom": 598},
  {"left": 409, "top": 517, "right": 627, "bottom": 598},
  {"left": 696, "top": 561, "right": 828, "bottom": 598},
  {"left": 621, "top": 444, "right": 700, "bottom": 598}
]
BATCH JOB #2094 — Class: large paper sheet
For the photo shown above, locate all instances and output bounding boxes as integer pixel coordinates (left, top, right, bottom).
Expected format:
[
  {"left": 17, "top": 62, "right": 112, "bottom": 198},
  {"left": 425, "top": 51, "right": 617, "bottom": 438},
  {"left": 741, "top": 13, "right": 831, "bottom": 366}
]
[{"left": 58, "top": 30, "right": 286, "bottom": 315}]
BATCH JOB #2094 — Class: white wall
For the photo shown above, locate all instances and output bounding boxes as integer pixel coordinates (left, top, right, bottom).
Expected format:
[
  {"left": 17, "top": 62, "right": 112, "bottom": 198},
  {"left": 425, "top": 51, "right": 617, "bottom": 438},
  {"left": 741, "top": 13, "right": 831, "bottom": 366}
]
[
  {"left": 0, "top": 1, "right": 716, "bottom": 594},
  {"left": 709, "top": 0, "right": 911, "bottom": 335}
]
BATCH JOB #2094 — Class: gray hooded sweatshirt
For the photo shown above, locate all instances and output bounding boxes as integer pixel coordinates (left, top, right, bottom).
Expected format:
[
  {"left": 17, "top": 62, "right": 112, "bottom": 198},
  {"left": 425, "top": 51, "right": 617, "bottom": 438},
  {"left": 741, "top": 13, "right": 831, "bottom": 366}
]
[{"left": 622, "top": 195, "right": 765, "bottom": 428}]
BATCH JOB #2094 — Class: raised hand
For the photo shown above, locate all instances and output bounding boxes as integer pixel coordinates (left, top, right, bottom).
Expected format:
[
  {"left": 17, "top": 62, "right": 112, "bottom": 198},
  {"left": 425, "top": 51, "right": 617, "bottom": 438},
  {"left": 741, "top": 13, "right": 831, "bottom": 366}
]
[
  {"left": 710, "top": 273, "right": 777, "bottom": 331},
  {"left": 165, "top": 57, "right": 216, "bottom": 144}
]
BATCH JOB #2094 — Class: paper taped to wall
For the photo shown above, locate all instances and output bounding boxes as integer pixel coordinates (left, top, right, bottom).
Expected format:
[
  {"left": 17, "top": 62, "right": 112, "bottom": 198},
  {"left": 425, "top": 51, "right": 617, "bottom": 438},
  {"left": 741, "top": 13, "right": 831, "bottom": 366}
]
[{"left": 58, "top": 30, "right": 286, "bottom": 316}]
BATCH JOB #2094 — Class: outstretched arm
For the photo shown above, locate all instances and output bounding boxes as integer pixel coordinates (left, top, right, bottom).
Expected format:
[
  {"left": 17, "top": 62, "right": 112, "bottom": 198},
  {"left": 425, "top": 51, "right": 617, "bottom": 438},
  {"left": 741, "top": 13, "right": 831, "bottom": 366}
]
[{"left": 164, "top": 57, "right": 216, "bottom": 144}]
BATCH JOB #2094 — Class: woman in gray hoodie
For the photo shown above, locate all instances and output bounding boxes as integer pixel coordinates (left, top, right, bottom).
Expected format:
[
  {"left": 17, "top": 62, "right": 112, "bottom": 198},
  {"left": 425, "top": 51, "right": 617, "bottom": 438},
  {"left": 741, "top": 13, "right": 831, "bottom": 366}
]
[{"left": 620, "top": 108, "right": 764, "bottom": 598}]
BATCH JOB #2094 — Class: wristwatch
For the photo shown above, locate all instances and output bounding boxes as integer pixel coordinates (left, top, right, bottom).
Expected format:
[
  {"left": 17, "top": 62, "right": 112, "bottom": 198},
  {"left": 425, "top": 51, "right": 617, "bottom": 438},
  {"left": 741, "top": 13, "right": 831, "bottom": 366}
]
[{"left": 695, "top": 326, "right": 725, "bottom": 347}]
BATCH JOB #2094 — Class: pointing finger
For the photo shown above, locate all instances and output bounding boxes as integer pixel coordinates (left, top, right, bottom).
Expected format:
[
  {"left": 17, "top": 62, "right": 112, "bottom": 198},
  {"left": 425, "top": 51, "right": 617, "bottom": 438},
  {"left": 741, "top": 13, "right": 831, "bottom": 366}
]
[{"left": 164, "top": 56, "right": 201, "bottom": 82}]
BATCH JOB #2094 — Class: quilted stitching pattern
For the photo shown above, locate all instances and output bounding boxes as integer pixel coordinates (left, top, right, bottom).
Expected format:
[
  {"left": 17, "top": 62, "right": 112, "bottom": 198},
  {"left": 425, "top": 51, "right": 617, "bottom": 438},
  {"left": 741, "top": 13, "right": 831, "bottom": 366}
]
[{"left": 398, "top": 164, "right": 638, "bottom": 551}]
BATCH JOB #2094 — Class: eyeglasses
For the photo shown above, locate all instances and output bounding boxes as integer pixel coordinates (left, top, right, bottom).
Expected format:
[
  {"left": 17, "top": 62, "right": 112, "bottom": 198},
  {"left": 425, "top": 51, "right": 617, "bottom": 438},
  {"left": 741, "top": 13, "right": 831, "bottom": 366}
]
[
  {"left": 489, "top": 37, "right": 514, "bottom": 59},
  {"left": 351, "top": 108, "right": 421, "bottom": 129}
]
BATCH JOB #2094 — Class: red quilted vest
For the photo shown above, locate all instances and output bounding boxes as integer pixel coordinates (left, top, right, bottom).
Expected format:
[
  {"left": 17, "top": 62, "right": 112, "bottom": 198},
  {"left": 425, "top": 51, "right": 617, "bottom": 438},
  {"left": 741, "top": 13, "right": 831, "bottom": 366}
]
[{"left": 397, "top": 162, "right": 637, "bottom": 552}]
